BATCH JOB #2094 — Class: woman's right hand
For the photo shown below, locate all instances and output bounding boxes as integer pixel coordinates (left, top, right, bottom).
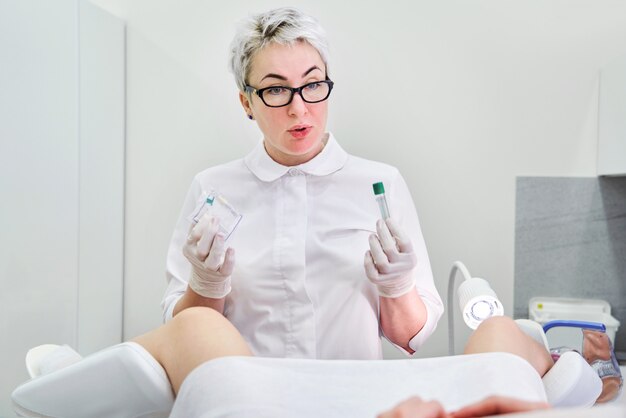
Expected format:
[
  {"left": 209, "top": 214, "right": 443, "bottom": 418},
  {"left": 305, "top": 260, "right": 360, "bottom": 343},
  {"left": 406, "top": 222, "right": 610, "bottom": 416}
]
[{"left": 183, "top": 214, "right": 235, "bottom": 299}]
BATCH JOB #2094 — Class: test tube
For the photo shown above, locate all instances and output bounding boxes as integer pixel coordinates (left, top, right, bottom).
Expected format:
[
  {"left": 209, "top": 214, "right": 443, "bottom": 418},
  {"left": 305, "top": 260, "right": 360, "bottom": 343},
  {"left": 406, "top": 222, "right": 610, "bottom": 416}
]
[{"left": 372, "top": 182, "right": 390, "bottom": 219}]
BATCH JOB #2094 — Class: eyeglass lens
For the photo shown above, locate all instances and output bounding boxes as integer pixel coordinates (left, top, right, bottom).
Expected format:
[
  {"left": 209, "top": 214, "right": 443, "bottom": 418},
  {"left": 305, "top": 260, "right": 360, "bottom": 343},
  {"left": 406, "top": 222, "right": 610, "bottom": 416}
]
[{"left": 261, "top": 82, "right": 331, "bottom": 107}]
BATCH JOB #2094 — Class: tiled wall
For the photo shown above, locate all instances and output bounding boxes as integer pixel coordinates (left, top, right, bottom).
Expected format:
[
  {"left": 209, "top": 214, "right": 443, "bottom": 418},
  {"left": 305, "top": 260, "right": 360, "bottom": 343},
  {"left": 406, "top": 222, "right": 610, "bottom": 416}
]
[{"left": 514, "top": 177, "right": 626, "bottom": 357}]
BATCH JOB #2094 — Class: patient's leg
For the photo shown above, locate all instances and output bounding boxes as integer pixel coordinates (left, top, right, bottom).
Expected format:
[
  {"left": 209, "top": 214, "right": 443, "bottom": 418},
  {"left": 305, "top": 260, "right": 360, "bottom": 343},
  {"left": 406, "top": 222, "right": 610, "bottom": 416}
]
[
  {"left": 463, "top": 316, "right": 554, "bottom": 377},
  {"left": 132, "top": 306, "right": 252, "bottom": 394}
]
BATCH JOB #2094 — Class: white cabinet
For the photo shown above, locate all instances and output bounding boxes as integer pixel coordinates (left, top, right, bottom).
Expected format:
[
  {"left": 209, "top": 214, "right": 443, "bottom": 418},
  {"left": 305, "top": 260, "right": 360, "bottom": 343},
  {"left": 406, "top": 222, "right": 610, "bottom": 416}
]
[{"left": 598, "top": 54, "right": 626, "bottom": 176}]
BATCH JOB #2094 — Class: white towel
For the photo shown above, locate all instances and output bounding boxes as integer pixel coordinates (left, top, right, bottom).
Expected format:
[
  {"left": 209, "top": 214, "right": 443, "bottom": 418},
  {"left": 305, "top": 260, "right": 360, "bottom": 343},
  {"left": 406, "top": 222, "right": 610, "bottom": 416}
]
[{"left": 171, "top": 351, "right": 546, "bottom": 418}]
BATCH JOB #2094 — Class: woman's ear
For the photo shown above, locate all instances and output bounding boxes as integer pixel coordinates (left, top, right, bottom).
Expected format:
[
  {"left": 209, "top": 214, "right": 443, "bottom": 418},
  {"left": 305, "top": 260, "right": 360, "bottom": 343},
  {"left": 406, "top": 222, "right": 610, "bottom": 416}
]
[{"left": 239, "top": 91, "right": 253, "bottom": 116}]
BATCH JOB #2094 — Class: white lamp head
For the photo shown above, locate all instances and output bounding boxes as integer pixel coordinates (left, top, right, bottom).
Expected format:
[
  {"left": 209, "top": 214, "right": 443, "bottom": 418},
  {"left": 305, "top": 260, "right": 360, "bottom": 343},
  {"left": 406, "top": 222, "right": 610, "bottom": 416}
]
[
  {"left": 448, "top": 261, "right": 505, "bottom": 354},
  {"left": 458, "top": 277, "right": 504, "bottom": 329}
]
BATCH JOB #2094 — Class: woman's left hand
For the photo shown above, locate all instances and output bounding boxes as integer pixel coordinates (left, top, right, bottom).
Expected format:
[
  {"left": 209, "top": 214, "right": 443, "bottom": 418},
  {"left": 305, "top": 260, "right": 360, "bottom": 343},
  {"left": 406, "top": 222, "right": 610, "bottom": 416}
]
[{"left": 364, "top": 218, "right": 417, "bottom": 298}]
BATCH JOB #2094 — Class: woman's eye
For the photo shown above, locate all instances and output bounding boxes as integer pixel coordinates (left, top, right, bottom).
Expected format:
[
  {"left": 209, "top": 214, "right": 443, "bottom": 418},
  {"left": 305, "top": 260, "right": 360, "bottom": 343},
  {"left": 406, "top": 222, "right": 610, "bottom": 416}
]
[
  {"left": 267, "top": 87, "right": 286, "bottom": 95},
  {"left": 304, "top": 82, "right": 320, "bottom": 91}
]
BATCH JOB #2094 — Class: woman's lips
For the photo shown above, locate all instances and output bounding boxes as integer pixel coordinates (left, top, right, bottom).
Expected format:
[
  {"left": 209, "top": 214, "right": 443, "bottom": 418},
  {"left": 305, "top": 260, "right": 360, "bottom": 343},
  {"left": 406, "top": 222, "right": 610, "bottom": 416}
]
[{"left": 288, "top": 126, "right": 312, "bottom": 139}]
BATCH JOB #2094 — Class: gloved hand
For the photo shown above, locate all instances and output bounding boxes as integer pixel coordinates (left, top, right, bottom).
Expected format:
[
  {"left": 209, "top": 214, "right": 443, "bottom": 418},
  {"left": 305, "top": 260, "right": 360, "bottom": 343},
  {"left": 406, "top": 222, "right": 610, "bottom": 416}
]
[
  {"left": 183, "top": 213, "right": 235, "bottom": 299},
  {"left": 364, "top": 218, "right": 417, "bottom": 298}
]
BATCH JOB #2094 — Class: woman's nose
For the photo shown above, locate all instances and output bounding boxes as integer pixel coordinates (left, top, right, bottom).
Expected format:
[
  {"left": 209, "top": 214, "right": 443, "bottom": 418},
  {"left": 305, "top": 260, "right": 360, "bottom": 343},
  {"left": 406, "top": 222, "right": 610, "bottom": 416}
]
[{"left": 287, "top": 92, "right": 308, "bottom": 117}]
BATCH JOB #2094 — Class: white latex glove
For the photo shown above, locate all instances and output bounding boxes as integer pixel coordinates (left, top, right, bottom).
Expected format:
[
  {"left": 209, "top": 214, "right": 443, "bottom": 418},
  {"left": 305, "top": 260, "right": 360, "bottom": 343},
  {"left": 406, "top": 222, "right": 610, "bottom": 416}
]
[
  {"left": 364, "top": 218, "right": 417, "bottom": 298},
  {"left": 183, "top": 214, "right": 235, "bottom": 299}
]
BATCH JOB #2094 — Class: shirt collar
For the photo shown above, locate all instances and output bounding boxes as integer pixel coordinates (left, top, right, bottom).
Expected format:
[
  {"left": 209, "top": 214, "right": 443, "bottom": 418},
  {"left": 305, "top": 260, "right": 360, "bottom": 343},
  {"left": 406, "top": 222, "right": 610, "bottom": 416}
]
[{"left": 244, "top": 133, "right": 348, "bottom": 182}]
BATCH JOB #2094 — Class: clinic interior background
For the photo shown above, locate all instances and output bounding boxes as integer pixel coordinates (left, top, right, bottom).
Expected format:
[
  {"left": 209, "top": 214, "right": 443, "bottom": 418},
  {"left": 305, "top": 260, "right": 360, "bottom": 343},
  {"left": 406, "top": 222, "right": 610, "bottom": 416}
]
[{"left": 2, "top": 1, "right": 626, "bottom": 416}]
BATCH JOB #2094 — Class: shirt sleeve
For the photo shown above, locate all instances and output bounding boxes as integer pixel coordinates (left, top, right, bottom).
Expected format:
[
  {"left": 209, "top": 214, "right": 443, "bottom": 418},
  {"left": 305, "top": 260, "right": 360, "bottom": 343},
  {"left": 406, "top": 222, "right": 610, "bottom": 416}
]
[
  {"left": 161, "top": 176, "right": 204, "bottom": 322},
  {"left": 387, "top": 170, "right": 444, "bottom": 354}
]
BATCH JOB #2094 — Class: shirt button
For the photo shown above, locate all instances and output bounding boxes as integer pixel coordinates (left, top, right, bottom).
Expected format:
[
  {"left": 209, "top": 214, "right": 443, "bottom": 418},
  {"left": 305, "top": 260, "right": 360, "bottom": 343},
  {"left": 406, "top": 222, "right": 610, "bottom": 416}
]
[{"left": 288, "top": 168, "right": 302, "bottom": 176}]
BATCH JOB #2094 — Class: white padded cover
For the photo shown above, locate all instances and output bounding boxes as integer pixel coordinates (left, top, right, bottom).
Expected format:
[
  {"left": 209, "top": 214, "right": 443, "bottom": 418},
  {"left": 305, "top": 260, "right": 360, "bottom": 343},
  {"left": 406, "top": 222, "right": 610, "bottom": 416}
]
[
  {"left": 171, "top": 352, "right": 546, "bottom": 418},
  {"left": 12, "top": 342, "right": 601, "bottom": 417},
  {"left": 26, "top": 344, "right": 83, "bottom": 378},
  {"left": 515, "top": 319, "right": 550, "bottom": 351},
  {"left": 515, "top": 318, "right": 603, "bottom": 407},
  {"left": 542, "top": 351, "right": 602, "bottom": 408},
  {"left": 12, "top": 342, "right": 174, "bottom": 418}
]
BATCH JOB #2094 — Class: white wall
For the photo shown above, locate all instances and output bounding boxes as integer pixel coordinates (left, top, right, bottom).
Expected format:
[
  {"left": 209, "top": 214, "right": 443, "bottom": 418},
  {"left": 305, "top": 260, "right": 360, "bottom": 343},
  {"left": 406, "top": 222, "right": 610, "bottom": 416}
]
[
  {"left": 77, "top": 0, "right": 126, "bottom": 355},
  {"left": 598, "top": 54, "right": 626, "bottom": 175},
  {"left": 0, "top": 1, "right": 125, "bottom": 415},
  {"left": 99, "top": 0, "right": 626, "bottom": 358},
  {"left": 0, "top": 2, "right": 79, "bottom": 416}
]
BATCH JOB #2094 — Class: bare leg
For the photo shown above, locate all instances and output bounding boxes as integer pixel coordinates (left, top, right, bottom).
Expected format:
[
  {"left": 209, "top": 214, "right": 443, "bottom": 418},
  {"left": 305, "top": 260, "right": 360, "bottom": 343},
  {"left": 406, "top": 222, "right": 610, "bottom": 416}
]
[
  {"left": 464, "top": 316, "right": 554, "bottom": 377},
  {"left": 131, "top": 307, "right": 252, "bottom": 394}
]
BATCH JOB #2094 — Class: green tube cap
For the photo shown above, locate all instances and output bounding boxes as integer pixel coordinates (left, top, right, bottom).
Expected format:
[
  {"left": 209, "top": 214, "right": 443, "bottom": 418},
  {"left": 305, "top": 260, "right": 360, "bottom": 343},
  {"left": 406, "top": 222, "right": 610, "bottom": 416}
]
[{"left": 372, "top": 182, "right": 385, "bottom": 195}]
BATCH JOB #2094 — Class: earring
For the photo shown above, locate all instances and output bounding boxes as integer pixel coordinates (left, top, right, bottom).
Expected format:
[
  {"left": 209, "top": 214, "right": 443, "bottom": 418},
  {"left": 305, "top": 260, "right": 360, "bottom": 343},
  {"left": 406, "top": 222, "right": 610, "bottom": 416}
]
[{"left": 248, "top": 114, "right": 254, "bottom": 120}]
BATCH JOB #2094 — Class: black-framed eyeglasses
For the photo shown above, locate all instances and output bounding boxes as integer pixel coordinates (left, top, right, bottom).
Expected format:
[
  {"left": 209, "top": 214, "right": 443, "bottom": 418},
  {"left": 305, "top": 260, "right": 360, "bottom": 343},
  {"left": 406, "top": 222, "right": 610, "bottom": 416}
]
[{"left": 244, "top": 80, "right": 334, "bottom": 108}]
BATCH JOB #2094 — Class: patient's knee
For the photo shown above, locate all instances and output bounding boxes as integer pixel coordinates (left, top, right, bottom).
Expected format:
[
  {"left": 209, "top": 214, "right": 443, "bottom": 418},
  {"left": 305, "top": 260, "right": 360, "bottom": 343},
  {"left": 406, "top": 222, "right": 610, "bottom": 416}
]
[
  {"left": 171, "top": 306, "right": 225, "bottom": 332},
  {"left": 468, "top": 316, "right": 521, "bottom": 348},
  {"left": 476, "top": 316, "right": 517, "bottom": 335},
  {"left": 168, "top": 306, "right": 251, "bottom": 359}
]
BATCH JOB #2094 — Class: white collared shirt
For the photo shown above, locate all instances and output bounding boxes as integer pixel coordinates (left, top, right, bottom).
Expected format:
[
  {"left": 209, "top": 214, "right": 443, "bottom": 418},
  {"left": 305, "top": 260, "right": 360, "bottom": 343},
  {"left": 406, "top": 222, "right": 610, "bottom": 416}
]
[{"left": 162, "top": 134, "right": 443, "bottom": 359}]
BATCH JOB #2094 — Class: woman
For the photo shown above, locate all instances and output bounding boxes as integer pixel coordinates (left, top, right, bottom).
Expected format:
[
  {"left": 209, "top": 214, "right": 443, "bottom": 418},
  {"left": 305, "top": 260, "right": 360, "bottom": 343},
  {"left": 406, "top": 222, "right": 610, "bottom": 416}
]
[{"left": 162, "top": 6, "right": 443, "bottom": 358}]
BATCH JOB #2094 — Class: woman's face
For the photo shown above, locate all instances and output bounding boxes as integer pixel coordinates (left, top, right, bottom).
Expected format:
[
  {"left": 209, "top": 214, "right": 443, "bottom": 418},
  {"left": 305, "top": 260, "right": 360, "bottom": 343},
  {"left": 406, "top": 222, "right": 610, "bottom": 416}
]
[{"left": 240, "top": 41, "right": 329, "bottom": 166}]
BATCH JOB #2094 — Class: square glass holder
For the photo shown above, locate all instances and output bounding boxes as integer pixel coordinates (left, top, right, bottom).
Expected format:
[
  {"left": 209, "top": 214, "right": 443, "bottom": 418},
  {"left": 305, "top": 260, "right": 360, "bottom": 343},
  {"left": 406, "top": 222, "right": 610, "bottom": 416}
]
[{"left": 187, "top": 190, "right": 243, "bottom": 240}]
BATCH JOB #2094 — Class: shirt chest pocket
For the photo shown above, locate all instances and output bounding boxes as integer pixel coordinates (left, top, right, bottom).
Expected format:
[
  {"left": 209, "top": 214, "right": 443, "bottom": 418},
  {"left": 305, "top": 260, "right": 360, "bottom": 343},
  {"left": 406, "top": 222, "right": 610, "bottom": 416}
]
[
  {"left": 319, "top": 224, "right": 376, "bottom": 262},
  {"left": 322, "top": 224, "right": 376, "bottom": 240}
]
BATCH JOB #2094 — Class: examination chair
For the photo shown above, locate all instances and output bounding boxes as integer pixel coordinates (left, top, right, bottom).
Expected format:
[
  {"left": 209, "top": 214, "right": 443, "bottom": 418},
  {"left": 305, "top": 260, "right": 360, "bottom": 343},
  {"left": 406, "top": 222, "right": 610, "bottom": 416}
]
[{"left": 11, "top": 320, "right": 602, "bottom": 418}]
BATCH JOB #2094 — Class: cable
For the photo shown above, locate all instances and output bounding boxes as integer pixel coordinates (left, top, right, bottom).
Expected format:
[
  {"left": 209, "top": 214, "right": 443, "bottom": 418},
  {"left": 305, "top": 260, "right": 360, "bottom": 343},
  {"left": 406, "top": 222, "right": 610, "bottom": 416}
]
[{"left": 447, "top": 261, "right": 472, "bottom": 355}]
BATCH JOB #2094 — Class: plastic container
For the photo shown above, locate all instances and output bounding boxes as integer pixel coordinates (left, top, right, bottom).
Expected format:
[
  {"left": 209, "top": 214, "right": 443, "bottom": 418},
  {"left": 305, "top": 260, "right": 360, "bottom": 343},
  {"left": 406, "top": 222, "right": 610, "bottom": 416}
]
[
  {"left": 528, "top": 297, "right": 620, "bottom": 351},
  {"left": 372, "top": 182, "right": 390, "bottom": 219}
]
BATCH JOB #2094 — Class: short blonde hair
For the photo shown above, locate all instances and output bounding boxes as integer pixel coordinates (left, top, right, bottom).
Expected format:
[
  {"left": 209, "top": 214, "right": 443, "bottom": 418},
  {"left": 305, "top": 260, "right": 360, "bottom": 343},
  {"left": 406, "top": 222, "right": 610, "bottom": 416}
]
[{"left": 229, "top": 7, "right": 330, "bottom": 92}]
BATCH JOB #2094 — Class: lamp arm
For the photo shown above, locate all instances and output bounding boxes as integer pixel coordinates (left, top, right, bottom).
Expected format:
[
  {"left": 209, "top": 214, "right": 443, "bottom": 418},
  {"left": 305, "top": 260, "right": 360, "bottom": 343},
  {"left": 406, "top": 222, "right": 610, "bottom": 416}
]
[{"left": 447, "top": 261, "right": 472, "bottom": 356}]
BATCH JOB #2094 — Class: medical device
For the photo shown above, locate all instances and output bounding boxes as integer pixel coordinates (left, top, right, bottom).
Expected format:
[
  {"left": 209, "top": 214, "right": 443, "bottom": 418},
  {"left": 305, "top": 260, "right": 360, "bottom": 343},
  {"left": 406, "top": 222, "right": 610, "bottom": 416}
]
[
  {"left": 447, "top": 261, "right": 504, "bottom": 354},
  {"left": 372, "top": 182, "right": 390, "bottom": 219},
  {"left": 445, "top": 261, "right": 606, "bottom": 407},
  {"left": 188, "top": 189, "right": 242, "bottom": 240}
]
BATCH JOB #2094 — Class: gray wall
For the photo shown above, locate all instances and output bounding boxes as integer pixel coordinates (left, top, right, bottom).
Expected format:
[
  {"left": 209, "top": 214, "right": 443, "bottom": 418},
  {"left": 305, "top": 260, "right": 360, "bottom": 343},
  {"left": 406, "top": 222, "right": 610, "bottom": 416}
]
[{"left": 514, "top": 176, "right": 626, "bottom": 357}]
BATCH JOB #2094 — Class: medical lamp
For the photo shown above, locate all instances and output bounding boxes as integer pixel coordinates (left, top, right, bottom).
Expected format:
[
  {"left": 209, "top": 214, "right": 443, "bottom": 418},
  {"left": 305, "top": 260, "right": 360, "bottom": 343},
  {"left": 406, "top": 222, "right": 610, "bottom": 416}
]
[{"left": 447, "top": 261, "right": 504, "bottom": 355}]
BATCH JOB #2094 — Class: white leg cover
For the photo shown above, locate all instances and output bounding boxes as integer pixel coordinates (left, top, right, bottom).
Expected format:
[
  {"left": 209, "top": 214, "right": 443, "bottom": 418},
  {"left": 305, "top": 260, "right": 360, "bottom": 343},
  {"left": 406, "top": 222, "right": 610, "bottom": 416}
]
[
  {"left": 515, "top": 319, "right": 602, "bottom": 407},
  {"left": 12, "top": 342, "right": 174, "bottom": 418},
  {"left": 542, "top": 351, "right": 602, "bottom": 408}
]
